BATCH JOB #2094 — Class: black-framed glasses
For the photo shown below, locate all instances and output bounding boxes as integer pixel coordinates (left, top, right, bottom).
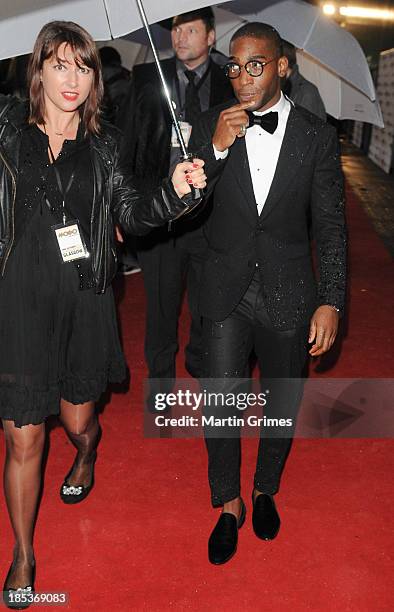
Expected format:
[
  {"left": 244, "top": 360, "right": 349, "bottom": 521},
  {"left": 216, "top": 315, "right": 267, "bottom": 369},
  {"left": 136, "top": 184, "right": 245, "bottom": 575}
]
[{"left": 224, "top": 58, "right": 277, "bottom": 79}]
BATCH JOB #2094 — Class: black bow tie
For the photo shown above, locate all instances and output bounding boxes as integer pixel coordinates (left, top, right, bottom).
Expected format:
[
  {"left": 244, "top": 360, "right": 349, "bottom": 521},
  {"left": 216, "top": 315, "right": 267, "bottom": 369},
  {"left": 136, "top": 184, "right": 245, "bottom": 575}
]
[{"left": 247, "top": 111, "right": 278, "bottom": 134}]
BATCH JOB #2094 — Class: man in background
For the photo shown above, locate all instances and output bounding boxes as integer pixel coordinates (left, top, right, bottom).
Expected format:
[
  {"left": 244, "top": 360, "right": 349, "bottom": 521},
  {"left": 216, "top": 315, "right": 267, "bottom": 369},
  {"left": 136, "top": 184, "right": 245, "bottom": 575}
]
[
  {"left": 99, "top": 46, "right": 131, "bottom": 125},
  {"left": 118, "top": 8, "right": 233, "bottom": 408}
]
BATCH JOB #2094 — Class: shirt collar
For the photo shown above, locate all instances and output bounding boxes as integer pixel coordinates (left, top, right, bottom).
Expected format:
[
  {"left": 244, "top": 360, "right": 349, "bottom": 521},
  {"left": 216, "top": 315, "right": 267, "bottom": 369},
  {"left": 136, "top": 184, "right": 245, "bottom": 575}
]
[
  {"left": 254, "top": 92, "right": 288, "bottom": 116},
  {"left": 176, "top": 56, "right": 211, "bottom": 82}
]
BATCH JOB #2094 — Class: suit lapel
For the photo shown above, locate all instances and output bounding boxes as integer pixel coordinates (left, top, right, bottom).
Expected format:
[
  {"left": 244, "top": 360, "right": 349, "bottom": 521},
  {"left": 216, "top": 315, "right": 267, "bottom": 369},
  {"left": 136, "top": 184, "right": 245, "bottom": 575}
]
[
  {"left": 259, "top": 106, "right": 316, "bottom": 222},
  {"left": 223, "top": 106, "right": 317, "bottom": 225}
]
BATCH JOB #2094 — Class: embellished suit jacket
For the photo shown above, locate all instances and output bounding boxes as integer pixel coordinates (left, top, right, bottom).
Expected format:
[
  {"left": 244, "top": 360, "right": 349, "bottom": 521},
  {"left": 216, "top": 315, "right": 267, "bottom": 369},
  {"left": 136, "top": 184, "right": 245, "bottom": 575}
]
[{"left": 189, "top": 102, "right": 347, "bottom": 330}]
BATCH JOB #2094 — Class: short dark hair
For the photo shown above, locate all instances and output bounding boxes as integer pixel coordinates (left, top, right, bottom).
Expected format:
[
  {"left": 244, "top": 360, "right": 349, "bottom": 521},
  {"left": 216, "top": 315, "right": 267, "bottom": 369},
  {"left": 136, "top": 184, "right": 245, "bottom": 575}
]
[
  {"left": 281, "top": 40, "right": 297, "bottom": 68},
  {"left": 172, "top": 8, "right": 215, "bottom": 32},
  {"left": 230, "top": 22, "right": 283, "bottom": 56},
  {"left": 99, "top": 46, "right": 121, "bottom": 66},
  {"left": 28, "top": 20, "right": 103, "bottom": 135}
]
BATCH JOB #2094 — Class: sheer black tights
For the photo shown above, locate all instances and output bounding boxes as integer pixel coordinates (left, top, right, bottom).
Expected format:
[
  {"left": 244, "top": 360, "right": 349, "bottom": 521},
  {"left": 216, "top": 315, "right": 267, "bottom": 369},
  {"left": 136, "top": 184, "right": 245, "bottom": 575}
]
[
  {"left": 2, "top": 420, "right": 44, "bottom": 589},
  {"left": 59, "top": 399, "right": 101, "bottom": 488},
  {"left": 1, "top": 401, "right": 100, "bottom": 589}
]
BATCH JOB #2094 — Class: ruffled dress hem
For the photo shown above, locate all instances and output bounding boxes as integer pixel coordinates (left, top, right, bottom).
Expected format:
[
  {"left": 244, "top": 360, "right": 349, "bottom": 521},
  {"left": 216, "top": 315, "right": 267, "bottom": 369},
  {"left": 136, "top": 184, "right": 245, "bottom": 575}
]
[{"left": 0, "top": 362, "right": 127, "bottom": 428}]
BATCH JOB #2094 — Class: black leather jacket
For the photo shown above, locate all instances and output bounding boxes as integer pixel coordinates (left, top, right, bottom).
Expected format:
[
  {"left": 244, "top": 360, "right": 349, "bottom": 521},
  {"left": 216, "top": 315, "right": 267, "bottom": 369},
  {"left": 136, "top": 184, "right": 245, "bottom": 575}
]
[{"left": 0, "top": 95, "right": 191, "bottom": 292}]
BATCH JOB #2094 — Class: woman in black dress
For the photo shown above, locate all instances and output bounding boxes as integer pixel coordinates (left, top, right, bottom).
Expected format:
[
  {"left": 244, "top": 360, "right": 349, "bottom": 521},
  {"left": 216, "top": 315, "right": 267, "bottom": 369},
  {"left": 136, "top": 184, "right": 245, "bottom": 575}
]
[{"left": 0, "top": 20, "right": 206, "bottom": 606}]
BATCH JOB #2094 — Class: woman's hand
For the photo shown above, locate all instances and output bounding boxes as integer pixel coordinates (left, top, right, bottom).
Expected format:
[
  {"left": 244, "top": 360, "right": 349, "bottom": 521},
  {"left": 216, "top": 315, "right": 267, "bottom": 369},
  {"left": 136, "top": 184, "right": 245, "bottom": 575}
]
[{"left": 171, "top": 158, "right": 206, "bottom": 199}]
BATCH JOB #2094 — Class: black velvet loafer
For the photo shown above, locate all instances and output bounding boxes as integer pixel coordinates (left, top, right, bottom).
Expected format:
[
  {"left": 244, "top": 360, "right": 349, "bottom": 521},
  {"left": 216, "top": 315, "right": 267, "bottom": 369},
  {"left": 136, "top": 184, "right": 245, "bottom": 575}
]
[
  {"left": 252, "top": 493, "right": 280, "bottom": 540},
  {"left": 208, "top": 499, "right": 246, "bottom": 565}
]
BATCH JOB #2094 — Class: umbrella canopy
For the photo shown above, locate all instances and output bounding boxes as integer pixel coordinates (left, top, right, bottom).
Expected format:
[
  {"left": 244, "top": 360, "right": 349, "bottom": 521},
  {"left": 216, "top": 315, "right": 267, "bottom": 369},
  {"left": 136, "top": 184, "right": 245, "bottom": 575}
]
[
  {"left": 0, "top": 0, "right": 228, "bottom": 60},
  {"left": 297, "top": 52, "right": 384, "bottom": 128},
  {"left": 0, "top": 0, "right": 381, "bottom": 126}
]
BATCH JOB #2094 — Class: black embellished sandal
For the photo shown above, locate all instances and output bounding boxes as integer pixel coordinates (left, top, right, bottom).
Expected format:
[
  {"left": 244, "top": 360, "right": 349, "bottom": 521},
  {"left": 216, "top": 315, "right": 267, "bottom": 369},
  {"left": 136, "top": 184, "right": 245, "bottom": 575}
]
[
  {"left": 3, "top": 560, "right": 36, "bottom": 610},
  {"left": 59, "top": 451, "right": 97, "bottom": 504}
]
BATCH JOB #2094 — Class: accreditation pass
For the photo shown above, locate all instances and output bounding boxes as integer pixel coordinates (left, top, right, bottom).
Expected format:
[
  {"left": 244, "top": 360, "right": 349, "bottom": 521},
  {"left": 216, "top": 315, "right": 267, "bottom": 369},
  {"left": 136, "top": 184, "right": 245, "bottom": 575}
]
[{"left": 53, "top": 219, "right": 90, "bottom": 263}]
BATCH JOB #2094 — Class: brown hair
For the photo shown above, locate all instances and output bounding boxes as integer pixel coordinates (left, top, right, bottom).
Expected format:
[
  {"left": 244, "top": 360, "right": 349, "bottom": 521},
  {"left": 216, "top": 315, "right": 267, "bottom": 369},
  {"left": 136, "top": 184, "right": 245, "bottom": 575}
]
[
  {"left": 172, "top": 8, "right": 215, "bottom": 33},
  {"left": 27, "top": 20, "right": 103, "bottom": 134}
]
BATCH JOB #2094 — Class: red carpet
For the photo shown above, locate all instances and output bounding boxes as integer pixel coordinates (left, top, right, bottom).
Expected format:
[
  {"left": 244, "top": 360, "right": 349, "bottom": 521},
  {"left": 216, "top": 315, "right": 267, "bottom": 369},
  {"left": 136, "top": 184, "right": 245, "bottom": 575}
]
[{"left": 0, "top": 185, "right": 393, "bottom": 611}]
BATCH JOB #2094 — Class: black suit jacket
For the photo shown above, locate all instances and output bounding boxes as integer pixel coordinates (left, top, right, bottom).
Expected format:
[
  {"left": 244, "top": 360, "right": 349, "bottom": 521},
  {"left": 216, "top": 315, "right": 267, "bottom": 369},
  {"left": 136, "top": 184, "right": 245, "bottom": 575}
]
[
  {"left": 117, "top": 57, "right": 234, "bottom": 194},
  {"left": 189, "top": 102, "right": 347, "bottom": 330}
]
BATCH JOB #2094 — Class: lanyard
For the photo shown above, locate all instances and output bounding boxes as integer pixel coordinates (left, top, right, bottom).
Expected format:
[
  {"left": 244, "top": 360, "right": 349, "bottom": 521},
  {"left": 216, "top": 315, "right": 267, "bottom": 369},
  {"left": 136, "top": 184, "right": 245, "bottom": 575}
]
[
  {"left": 174, "top": 62, "right": 211, "bottom": 119},
  {"left": 46, "top": 139, "right": 76, "bottom": 226}
]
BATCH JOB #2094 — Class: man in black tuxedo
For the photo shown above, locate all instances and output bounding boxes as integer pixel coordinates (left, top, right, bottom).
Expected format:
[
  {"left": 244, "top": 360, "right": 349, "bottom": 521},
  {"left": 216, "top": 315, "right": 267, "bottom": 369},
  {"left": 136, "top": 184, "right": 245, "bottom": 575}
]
[
  {"left": 189, "top": 22, "right": 347, "bottom": 564},
  {"left": 118, "top": 9, "right": 233, "bottom": 403}
]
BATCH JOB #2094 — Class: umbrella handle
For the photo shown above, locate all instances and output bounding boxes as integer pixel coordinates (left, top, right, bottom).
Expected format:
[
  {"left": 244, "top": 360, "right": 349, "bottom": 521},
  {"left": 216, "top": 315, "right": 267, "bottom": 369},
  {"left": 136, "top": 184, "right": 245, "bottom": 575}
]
[
  {"left": 168, "top": 152, "right": 205, "bottom": 229},
  {"left": 181, "top": 151, "right": 204, "bottom": 203}
]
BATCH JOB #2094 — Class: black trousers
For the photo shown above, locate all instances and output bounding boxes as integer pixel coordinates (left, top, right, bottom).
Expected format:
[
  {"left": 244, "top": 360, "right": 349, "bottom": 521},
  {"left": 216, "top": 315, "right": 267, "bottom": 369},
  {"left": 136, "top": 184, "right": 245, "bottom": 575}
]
[
  {"left": 202, "top": 271, "right": 309, "bottom": 507},
  {"left": 138, "top": 226, "right": 207, "bottom": 393}
]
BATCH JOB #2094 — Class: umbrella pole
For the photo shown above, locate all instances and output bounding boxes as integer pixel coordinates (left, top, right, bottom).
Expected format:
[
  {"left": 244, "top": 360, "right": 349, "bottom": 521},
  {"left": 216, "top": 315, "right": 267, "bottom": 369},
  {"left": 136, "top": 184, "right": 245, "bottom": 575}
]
[
  {"left": 134, "top": 0, "right": 188, "bottom": 159},
  {"left": 134, "top": 0, "right": 204, "bottom": 214}
]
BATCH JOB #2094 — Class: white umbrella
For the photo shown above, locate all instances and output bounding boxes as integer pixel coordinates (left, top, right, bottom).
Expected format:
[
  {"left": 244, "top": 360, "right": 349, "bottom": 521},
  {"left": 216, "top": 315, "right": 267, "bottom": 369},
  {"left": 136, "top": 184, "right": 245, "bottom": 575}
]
[
  {"left": 0, "top": 0, "right": 229, "bottom": 61},
  {"left": 0, "top": 0, "right": 381, "bottom": 126},
  {"left": 0, "top": 0, "right": 375, "bottom": 98},
  {"left": 296, "top": 52, "right": 384, "bottom": 128}
]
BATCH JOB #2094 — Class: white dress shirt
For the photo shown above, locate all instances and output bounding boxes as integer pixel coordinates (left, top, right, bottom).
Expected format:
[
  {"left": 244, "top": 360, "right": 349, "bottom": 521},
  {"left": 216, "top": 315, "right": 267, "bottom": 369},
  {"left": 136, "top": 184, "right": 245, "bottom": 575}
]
[{"left": 214, "top": 93, "right": 292, "bottom": 215}]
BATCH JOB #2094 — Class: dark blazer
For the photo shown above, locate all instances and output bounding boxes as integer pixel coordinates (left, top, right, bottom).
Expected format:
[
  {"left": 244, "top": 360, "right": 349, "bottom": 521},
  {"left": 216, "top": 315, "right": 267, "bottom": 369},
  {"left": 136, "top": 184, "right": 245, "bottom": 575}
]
[
  {"left": 189, "top": 101, "right": 347, "bottom": 330},
  {"left": 117, "top": 57, "right": 234, "bottom": 193}
]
